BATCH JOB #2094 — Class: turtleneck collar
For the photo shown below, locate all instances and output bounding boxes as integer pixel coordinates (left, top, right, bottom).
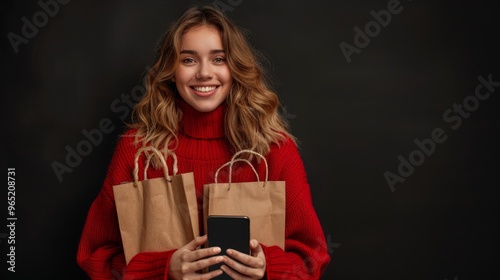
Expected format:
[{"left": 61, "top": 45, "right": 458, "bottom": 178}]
[{"left": 177, "top": 98, "right": 226, "bottom": 139}]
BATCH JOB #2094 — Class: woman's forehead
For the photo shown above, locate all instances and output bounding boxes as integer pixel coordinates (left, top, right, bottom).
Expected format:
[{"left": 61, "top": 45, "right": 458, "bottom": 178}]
[{"left": 180, "top": 25, "right": 223, "bottom": 52}]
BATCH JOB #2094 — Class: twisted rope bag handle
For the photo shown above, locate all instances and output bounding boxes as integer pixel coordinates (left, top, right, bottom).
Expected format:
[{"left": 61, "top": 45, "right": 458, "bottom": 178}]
[
  {"left": 214, "top": 149, "right": 268, "bottom": 190},
  {"left": 133, "top": 146, "right": 178, "bottom": 187}
]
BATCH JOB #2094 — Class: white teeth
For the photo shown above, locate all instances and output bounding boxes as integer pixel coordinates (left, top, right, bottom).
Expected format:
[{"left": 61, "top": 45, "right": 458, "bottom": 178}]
[{"left": 193, "top": 86, "right": 217, "bottom": 92}]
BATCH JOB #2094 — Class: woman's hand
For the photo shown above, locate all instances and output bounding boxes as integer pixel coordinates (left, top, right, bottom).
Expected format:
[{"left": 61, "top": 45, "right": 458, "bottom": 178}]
[
  {"left": 220, "top": 239, "right": 266, "bottom": 279},
  {"left": 169, "top": 235, "right": 224, "bottom": 280}
]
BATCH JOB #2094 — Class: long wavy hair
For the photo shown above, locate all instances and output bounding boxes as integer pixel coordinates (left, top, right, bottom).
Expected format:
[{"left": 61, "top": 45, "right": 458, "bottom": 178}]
[{"left": 129, "top": 5, "right": 295, "bottom": 161}]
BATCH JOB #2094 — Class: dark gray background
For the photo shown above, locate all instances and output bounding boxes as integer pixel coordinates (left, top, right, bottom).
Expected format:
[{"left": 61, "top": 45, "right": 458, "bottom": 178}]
[{"left": 2, "top": 0, "right": 499, "bottom": 279}]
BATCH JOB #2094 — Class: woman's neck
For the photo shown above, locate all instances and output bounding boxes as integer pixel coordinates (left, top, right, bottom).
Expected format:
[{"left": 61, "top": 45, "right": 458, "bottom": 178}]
[{"left": 177, "top": 98, "right": 225, "bottom": 139}]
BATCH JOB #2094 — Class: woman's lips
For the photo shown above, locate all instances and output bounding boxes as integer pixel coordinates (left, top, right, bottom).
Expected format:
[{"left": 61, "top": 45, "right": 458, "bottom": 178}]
[{"left": 190, "top": 85, "right": 219, "bottom": 97}]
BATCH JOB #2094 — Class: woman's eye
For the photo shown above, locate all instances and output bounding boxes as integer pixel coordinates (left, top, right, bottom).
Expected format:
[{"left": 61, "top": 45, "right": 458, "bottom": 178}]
[
  {"left": 213, "top": 57, "right": 226, "bottom": 63},
  {"left": 182, "top": 58, "right": 195, "bottom": 64}
]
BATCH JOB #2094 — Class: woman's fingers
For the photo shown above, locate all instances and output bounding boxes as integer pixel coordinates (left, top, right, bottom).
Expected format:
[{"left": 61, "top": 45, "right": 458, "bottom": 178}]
[
  {"left": 227, "top": 249, "right": 261, "bottom": 268},
  {"left": 220, "top": 264, "right": 249, "bottom": 280},
  {"left": 182, "top": 255, "right": 224, "bottom": 274},
  {"left": 169, "top": 235, "right": 225, "bottom": 279},
  {"left": 220, "top": 240, "right": 266, "bottom": 279},
  {"left": 249, "top": 239, "right": 263, "bottom": 257},
  {"left": 182, "top": 246, "right": 221, "bottom": 263},
  {"left": 183, "top": 235, "right": 208, "bottom": 251},
  {"left": 227, "top": 247, "right": 265, "bottom": 269},
  {"left": 222, "top": 251, "right": 265, "bottom": 279},
  {"left": 200, "top": 268, "right": 224, "bottom": 280}
]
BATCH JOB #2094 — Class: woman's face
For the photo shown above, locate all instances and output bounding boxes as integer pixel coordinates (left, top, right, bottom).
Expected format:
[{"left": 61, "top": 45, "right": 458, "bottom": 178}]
[{"left": 174, "top": 25, "right": 233, "bottom": 112}]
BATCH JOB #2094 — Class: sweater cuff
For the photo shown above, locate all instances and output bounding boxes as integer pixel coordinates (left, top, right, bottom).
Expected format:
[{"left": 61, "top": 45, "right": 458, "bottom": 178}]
[
  {"left": 123, "top": 250, "right": 175, "bottom": 280},
  {"left": 261, "top": 244, "right": 293, "bottom": 280}
]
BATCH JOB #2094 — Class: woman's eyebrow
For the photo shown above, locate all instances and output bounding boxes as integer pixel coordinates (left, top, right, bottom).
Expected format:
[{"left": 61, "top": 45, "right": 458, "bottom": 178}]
[{"left": 180, "top": 49, "right": 225, "bottom": 54}]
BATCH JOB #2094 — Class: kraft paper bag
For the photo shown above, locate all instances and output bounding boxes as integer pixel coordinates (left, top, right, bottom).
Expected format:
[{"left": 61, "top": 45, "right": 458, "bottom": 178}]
[
  {"left": 113, "top": 146, "right": 199, "bottom": 264},
  {"left": 203, "top": 150, "right": 286, "bottom": 250}
]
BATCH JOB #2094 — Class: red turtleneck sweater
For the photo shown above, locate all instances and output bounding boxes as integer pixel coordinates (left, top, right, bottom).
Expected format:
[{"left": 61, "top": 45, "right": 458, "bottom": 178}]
[{"left": 77, "top": 100, "right": 330, "bottom": 279}]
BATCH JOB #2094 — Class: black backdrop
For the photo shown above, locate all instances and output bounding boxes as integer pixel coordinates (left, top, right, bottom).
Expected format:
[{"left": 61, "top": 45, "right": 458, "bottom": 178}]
[{"left": 2, "top": 0, "right": 499, "bottom": 279}]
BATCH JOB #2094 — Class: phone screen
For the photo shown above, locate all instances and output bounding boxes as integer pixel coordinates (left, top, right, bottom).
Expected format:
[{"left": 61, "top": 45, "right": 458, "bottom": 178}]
[{"left": 207, "top": 215, "right": 250, "bottom": 277}]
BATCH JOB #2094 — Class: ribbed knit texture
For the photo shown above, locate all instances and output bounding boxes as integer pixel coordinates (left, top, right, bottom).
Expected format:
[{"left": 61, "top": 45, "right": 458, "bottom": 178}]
[{"left": 77, "top": 100, "right": 330, "bottom": 279}]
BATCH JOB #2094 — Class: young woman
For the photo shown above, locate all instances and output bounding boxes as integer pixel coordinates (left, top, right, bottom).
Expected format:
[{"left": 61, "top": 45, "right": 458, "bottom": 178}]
[{"left": 77, "top": 5, "right": 330, "bottom": 279}]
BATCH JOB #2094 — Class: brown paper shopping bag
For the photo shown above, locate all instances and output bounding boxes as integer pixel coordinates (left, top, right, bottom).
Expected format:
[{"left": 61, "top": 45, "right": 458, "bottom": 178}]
[
  {"left": 113, "top": 146, "right": 199, "bottom": 264},
  {"left": 203, "top": 150, "right": 286, "bottom": 250}
]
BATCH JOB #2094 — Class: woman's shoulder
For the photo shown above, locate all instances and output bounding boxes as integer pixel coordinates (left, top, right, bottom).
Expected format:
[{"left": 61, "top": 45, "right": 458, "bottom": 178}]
[
  {"left": 267, "top": 134, "right": 301, "bottom": 162},
  {"left": 110, "top": 128, "right": 140, "bottom": 158},
  {"left": 116, "top": 128, "right": 138, "bottom": 145},
  {"left": 265, "top": 134, "right": 308, "bottom": 182},
  {"left": 271, "top": 133, "right": 298, "bottom": 151},
  {"left": 120, "top": 127, "right": 139, "bottom": 139}
]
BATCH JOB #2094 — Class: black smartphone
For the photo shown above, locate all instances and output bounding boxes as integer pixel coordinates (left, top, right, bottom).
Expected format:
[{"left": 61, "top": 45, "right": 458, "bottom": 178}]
[{"left": 207, "top": 215, "right": 250, "bottom": 277}]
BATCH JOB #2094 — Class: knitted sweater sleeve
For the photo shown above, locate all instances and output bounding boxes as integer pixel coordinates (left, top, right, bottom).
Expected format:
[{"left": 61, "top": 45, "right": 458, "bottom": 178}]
[
  {"left": 261, "top": 140, "right": 330, "bottom": 279},
  {"left": 77, "top": 131, "right": 175, "bottom": 279}
]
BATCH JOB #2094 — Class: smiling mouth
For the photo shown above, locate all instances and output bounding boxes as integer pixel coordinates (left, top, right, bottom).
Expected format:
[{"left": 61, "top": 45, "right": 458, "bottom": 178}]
[{"left": 191, "top": 86, "right": 219, "bottom": 92}]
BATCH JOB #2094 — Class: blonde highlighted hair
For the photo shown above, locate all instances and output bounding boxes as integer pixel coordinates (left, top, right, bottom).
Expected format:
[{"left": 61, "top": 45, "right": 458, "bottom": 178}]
[{"left": 129, "top": 5, "right": 295, "bottom": 158}]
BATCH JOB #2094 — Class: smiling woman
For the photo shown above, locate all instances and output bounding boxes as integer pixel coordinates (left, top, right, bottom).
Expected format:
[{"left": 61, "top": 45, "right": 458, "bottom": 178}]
[
  {"left": 174, "top": 25, "right": 233, "bottom": 112},
  {"left": 77, "top": 4, "right": 330, "bottom": 280}
]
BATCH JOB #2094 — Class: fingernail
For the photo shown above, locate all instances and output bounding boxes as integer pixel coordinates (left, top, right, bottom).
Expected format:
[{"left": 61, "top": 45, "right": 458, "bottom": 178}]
[
  {"left": 213, "top": 247, "right": 221, "bottom": 253},
  {"left": 226, "top": 249, "right": 233, "bottom": 255},
  {"left": 216, "top": 256, "right": 223, "bottom": 262}
]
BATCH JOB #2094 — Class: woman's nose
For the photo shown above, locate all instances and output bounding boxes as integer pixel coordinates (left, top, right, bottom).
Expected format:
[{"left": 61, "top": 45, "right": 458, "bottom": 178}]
[{"left": 196, "top": 62, "right": 213, "bottom": 80}]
